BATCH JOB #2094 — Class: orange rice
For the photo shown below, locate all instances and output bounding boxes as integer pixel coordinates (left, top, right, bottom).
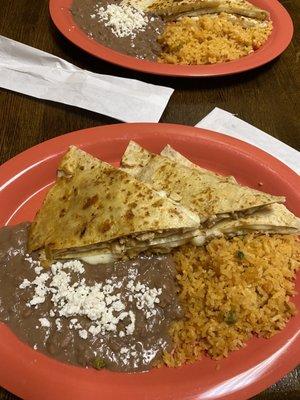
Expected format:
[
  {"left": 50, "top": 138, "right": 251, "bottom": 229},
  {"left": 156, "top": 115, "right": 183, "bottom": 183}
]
[
  {"left": 158, "top": 13, "right": 273, "bottom": 65},
  {"left": 163, "top": 234, "right": 300, "bottom": 367}
]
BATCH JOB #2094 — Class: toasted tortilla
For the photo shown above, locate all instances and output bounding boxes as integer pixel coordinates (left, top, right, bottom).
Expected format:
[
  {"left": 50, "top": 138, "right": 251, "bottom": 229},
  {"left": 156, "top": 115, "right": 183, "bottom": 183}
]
[
  {"left": 120, "top": 142, "right": 285, "bottom": 226},
  {"left": 213, "top": 203, "right": 300, "bottom": 235},
  {"left": 149, "top": 0, "right": 221, "bottom": 17},
  {"left": 28, "top": 146, "right": 200, "bottom": 264},
  {"left": 154, "top": 145, "right": 300, "bottom": 238},
  {"left": 192, "top": 204, "right": 300, "bottom": 245},
  {"left": 149, "top": 0, "right": 269, "bottom": 21},
  {"left": 161, "top": 144, "right": 236, "bottom": 182},
  {"left": 121, "top": 141, "right": 235, "bottom": 182},
  {"left": 120, "top": 141, "right": 154, "bottom": 177}
]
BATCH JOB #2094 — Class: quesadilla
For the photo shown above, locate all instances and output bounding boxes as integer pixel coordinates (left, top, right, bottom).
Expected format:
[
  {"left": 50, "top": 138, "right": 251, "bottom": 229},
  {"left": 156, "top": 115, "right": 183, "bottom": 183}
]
[
  {"left": 161, "top": 144, "right": 236, "bottom": 182},
  {"left": 121, "top": 141, "right": 235, "bottom": 182},
  {"left": 149, "top": 0, "right": 220, "bottom": 18},
  {"left": 122, "top": 143, "right": 299, "bottom": 240},
  {"left": 149, "top": 0, "right": 270, "bottom": 21},
  {"left": 28, "top": 146, "right": 200, "bottom": 264},
  {"left": 121, "top": 141, "right": 154, "bottom": 177},
  {"left": 161, "top": 145, "right": 300, "bottom": 237},
  {"left": 193, "top": 204, "right": 300, "bottom": 245},
  {"left": 120, "top": 142, "right": 285, "bottom": 228}
]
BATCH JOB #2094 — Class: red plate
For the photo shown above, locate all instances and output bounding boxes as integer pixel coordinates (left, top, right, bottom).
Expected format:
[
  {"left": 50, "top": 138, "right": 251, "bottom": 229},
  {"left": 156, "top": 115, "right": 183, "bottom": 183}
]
[
  {"left": 49, "top": 0, "right": 293, "bottom": 77},
  {"left": 0, "top": 123, "right": 299, "bottom": 400}
]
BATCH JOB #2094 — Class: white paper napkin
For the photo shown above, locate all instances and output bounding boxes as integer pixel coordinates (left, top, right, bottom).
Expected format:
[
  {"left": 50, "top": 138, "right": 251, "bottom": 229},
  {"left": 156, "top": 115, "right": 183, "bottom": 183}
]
[
  {"left": 0, "top": 35, "right": 174, "bottom": 123},
  {"left": 196, "top": 107, "right": 300, "bottom": 174}
]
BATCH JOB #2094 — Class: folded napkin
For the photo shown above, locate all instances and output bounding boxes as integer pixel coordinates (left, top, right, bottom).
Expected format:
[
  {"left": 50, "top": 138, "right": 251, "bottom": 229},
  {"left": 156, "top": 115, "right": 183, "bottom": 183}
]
[
  {"left": 196, "top": 108, "right": 300, "bottom": 174},
  {"left": 0, "top": 35, "right": 174, "bottom": 123}
]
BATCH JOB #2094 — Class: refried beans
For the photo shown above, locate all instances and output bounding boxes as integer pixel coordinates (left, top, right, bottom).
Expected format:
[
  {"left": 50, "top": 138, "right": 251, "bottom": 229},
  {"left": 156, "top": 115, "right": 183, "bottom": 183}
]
[
  {"left": 71, "top": 0, "right": 164, "bottom": 60},
  {"left": 0, "top": 223, "right": 183, "bottom": 372}
]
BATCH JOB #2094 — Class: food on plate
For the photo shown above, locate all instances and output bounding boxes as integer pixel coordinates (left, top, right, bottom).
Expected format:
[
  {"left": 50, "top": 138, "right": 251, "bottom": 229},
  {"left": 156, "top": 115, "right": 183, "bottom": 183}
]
[
  {"left": 121, "top": 142, "right": 299, "bottom": 240},
  {"left": 157, "top": 12, "right": 272, "bottom": 65},
  {"left": 70, "top": 0, "right": 272, "bottom": 64},
  {"left": 122, "top": 140, "right": 236, "bottom": 181},
  {"left": 163, "top": 234, "right": 300, "bottom": 366},
  {"left": 202, "top": 203, "right": 300, "bottom": 237},
  {"left": 0, "top": 143, "right": 299, "bottom": 373},
  {"left": 28, "top": 146, "right": 199, "bottom": 264},
  {"left": 120, "top": 141, "right": 286, "bottom": 228},
  {"left": 71, "top": 0, "right": 165, "bottom": 61},
  {"left": 0, "top": 223, "right": 182, "bottom": 371},
  {"left": 159, "top": 144, "right": 300, "bottom": 236},
  {"left": 149, "top": 0, "right": 270, "bottom": 21},
  {"left": 149, "top": 0, "right": 221, "bottom": 20}
]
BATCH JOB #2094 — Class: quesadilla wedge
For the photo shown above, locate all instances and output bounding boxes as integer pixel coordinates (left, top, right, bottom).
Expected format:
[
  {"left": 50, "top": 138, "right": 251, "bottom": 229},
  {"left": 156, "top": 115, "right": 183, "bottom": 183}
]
[
  {"left": 192, "top": 203, "right": 300, "bottom": 245},
  {"left": 121, "top": 141, "right": 235, "bottom": 182},
  {"left": 120, "top": 141, "right": 154, "bottom": 177},
  {"left": 144, "top": 144, "right": 300, "bottom": 238},
  {"left": 161, "top": 144, "right": 236, "bottom": 182},
  {"left": 149, "top": 0, "right": 221, "bottom": 18},
  {"left": 28, "top": 146, "right": 200, "bottom": 264},
  {"left": 120, "top": 142, "right": 285, "bottom": 228},
  {"left": 149, "top": 0, "right": 270, "bottom": 21}
]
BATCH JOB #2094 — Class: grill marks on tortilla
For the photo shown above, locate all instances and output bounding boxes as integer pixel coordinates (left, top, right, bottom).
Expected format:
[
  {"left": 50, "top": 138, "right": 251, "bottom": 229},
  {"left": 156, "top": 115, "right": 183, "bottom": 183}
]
[
  {"left": 121, "top": 143, "right": 300, "bottom": 237},
  {"left": 120, "top": 141, "right": 154, "bottom": 177},
  {"left": 156, "top": 146, "right": 300, "bottom": 234},
  {"left": 83, "top": 195, "right": 99, "bottom": 210},
  {"left": 28, "top": 146, "right": 199, "bottom": 256},
  {"left": 160, "top": 144, "right": 236, "bottom": 183},
  {"left": 121, "top": 141, "right": 235, "bottom": 183},
  {"left": 139, "top": 158, "right": 283, "bottom": 218},
  {"left": 120, "top": 142, "right": 284, "bottom": 223}
]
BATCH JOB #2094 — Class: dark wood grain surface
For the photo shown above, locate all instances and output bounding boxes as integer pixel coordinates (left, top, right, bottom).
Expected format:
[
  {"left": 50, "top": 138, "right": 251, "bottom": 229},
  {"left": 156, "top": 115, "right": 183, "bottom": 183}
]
[{"left": 0, "top": 0, "right": 299, "bottom": 399}]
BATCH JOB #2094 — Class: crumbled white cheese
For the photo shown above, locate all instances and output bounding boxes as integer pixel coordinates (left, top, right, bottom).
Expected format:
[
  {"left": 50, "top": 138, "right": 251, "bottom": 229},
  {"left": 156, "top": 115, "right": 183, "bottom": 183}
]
[
  {"left": 55, "top": 318, "right": 62, "bottom": 331},
  {"left": 34, "top": 266, "right": 43, "bottom": 275},
  {"left": 19, "top": 278, "right": 31, "bottom": 289},
  {"left": 79, "top": 329, "right": 88, "bottom": 339},
  {"left": 118, "top": 341, "right": 163, "bottom": 367},
  {"left": 27, "top": 273, "right": 49, "bottom": 306},
  {"left": 21, "top": 258, "right": 163, "bottom": 341},
  {"left": 126, "top": 311, "right": 136, "bottom": 335},
  {"left": 25, "top": 255, "right": 41, "bottom": 268},
  {"left": 8, "top": 248, "right": 24, "bottom": 258},
  {"left": 39, "top": 317, "right": 50, "bottom": 328},
  {"left": 129, "top": 282, "right": 162, "bottom": 318},
  {"left": 95, "top": 4, "right": 148, "bottom": 38},
  {"left": 89, "top": 324, "right": 101, "bottom": 336},
  {"left": 143, "top": 348, "right": 158, "bottom": 363}
]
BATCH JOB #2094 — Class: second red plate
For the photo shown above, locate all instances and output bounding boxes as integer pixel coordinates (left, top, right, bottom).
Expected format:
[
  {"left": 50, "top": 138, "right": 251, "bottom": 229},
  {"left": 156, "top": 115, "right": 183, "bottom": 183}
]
[{"left": 49, "top": 0, "right": 293, "bottom": 77}]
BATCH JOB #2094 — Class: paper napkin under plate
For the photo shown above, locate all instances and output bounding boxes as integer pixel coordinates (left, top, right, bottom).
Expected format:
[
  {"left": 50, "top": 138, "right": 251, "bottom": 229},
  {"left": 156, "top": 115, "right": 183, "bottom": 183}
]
[
  {"left": 196, "top": 108, "right": 299, "bottom": 174},
  {"left": 0, "top": 35, "right": 174, "bottom": 123}
]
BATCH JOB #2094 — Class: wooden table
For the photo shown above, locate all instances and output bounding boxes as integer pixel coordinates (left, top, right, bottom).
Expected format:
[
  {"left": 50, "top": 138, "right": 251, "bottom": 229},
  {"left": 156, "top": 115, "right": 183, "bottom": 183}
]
[{"left": 0, "top": 0, "right": 299, "bottom": 399}]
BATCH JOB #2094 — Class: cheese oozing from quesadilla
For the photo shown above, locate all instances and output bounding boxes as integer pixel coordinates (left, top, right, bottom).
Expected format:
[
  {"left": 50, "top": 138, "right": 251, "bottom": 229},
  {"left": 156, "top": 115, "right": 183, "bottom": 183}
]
[{"left": 28, "top": 146, "right": 200, "bottom": 264}]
